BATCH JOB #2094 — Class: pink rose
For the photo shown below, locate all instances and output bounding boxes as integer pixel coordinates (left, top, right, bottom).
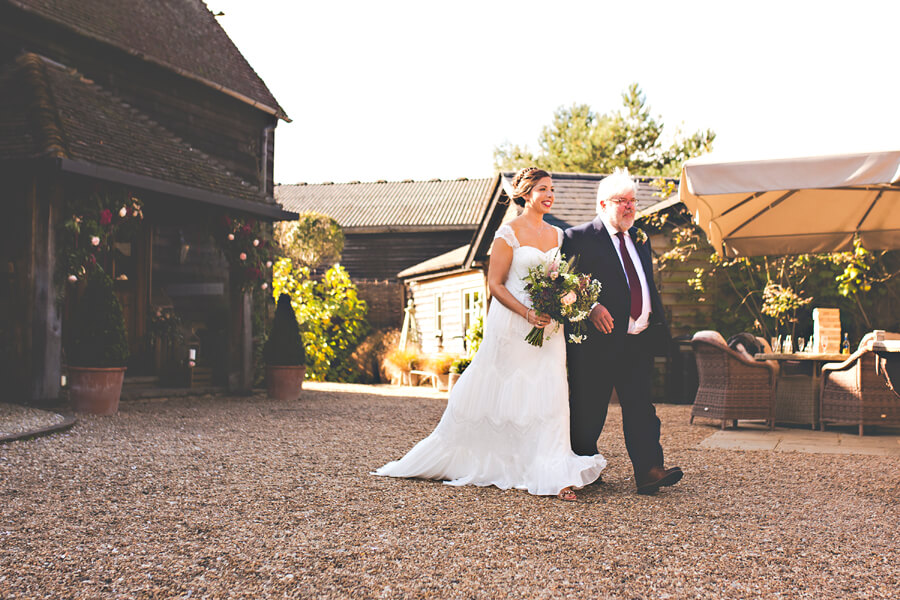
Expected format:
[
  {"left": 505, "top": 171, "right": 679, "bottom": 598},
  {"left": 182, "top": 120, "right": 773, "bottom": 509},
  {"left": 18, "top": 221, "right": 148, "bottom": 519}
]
[
  {"left": 99, "top": 209, "right": 112, "bottom": 226},
  {"left": 227, "top": 233, "right": 235, "bottom": 241},
  {"left": 549, "top": 270, "right": 559, "bottom": 280},
  {"left": 253, "top": 239, "right": 260, "bottom": 247},
  {"left": 119, "top": 206, "right": 128, "bottom": 218},
  {"left": 561, "top": 291, "right": 577, "bottom": 306},
  {"left": 261, "top": 282, "right": 268, "bottom": 290},
  {"left": 67, "top": 274, "right": 78, "bottom": 283},
  {"left": 239, "top": 252, "right": 247, "bottom": 261},
  {"left": 90, "top": 236, "right": 101, "bottom": 246}
]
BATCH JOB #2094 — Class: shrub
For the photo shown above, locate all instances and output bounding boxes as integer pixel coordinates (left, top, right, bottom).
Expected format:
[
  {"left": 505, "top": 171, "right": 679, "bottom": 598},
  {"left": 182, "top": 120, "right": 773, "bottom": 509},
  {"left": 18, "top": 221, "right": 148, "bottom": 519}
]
[
  {"left": 271, "top": 259, "right": 369, "bottom": 380},
  {"left": 384, "top": 347, "right": 419, "bottom": 371},
  {"left": 344, "top": 328, "right": 400, "bottom": 383},
  {"left": 263, "top": 293, "right": 306, "bottom": 366},
  {"left": 450, "top": 356, "right": 472, "bottom": 375},
  {"left": 420, "top": 354, "right": 456, "bottom": 374},
  {"left": 67, "top": 268, "right": 129, "bottom": 367}
]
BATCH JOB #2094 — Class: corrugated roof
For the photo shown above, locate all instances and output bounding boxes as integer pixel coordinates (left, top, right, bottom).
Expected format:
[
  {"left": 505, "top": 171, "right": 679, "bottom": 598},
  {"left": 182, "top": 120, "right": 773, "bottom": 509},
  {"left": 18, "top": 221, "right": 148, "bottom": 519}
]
[
  {"left": 275, "top": 177, "right": 496, "bottom": 229},
  {"left": 397, "top": 244, "right": 469, "bottom": 279},
  {"left": 9, "top": 0, "right": 286, "bottom": 119},
  {"left": 0, "top": 53, "right": 272, "bottom": 207}
]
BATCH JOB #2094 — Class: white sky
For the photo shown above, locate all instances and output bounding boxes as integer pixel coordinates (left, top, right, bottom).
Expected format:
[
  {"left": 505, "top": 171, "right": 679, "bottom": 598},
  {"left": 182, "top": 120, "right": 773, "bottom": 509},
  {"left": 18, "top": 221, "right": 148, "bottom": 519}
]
[{"left": 211, "top": 0, "right": 900, "bottom": 186}]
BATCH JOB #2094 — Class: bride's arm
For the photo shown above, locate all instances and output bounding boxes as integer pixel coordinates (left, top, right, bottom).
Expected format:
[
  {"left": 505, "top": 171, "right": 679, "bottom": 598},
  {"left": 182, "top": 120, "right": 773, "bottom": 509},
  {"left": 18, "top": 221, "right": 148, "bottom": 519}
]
[{"left": 487, "top": 239, "right": 549, "bottom": 329}]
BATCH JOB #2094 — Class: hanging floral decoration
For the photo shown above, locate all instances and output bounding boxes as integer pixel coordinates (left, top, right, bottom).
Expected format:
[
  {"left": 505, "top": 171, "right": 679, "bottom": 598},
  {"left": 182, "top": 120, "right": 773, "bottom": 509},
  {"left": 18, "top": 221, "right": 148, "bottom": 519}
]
[
  {"left": 214, "top": 215, "right": 275, "bottom": 292},
  {"left": 59, "top": 191, "right": 144, "bottom": 288}
]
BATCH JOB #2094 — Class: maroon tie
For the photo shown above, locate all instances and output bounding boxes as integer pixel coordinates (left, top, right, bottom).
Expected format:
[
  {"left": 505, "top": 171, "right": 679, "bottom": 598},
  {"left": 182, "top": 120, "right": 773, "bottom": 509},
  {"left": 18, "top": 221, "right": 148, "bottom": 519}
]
[{"left": 616, "top": 232, "right": 643, "bottom": 320}]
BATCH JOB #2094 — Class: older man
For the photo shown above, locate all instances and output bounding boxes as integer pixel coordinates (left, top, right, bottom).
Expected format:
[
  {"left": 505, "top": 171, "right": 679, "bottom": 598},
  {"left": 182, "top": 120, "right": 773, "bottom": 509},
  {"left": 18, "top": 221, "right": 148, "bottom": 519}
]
[{"left": 562, "top": 168, "right": 682, "bottom": 495}]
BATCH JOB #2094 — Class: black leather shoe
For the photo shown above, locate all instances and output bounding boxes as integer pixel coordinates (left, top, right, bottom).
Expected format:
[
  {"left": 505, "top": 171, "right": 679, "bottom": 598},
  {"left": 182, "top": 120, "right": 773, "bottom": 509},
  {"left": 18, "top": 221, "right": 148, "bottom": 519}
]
[{"left": 636, "top": 466, "right": 683, "bottom": 495}]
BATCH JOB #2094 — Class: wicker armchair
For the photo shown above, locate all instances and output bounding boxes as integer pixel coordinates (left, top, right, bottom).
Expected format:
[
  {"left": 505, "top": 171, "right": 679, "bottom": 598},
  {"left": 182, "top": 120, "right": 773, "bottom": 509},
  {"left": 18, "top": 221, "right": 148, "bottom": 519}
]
[
  {"left": 820, "top": 332, "right": 900, "bottom": 435},
  {"left": 690, "top": 331, "right": 776, "bottom": 430}
]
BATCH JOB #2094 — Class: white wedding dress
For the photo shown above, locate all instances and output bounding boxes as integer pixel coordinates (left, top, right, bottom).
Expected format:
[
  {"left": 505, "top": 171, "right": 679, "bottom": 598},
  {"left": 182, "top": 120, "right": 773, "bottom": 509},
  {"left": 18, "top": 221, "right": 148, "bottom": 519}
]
[{"left": 374, "top": 224, "right": 606, "bottom": 496}]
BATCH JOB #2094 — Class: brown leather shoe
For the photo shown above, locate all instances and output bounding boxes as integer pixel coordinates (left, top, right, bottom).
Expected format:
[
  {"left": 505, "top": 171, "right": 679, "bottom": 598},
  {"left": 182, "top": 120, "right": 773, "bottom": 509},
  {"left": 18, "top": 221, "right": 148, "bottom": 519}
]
[{"left": 636, "top": 466, "right": 683, "bottom": 495}]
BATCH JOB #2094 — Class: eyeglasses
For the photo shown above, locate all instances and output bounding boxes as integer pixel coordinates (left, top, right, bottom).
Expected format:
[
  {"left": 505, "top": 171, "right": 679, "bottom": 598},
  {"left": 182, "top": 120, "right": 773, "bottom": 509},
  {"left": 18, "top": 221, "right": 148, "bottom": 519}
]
[{"left": 608, "top": 196, "right": 636, "bottom": 206}]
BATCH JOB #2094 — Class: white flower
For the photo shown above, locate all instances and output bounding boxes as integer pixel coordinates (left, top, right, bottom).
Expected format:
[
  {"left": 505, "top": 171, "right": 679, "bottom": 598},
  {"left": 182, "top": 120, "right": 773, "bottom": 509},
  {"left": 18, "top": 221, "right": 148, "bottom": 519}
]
[
  {"left": 570, "top": 311, "right": 588, "bottom": 323},
  {"left": 568, "top": 333, "right": 585, "bottom": 344},
  {"left": 266, "top": 261, "right": 273, "bottom": 268},
  {"left": 67, "top": 274, "right": 78, "bottom": 283},
  {"left": 261, "top": 282, "right": 268, "bottom": 290},
  {"left": 119, "top": 206, "right": 127, "bottom": 218},
  {"left": 116, "top": 274, "right": 128, "bottom": 281},
  {"left": 253, "top": 239, "right": 260, "bottom": 247},
  {"left": 90, "top": 236, "right": 100, "bottom": 246},
  {"left": 227, "top": 233, "right": 235, "bottom": 241}
]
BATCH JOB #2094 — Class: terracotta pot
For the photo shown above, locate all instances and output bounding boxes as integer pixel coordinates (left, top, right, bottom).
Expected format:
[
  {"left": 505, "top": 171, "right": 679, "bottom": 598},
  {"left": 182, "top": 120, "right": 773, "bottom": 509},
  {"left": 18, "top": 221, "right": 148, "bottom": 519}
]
[
  {"left": 448, "top": 372, "right": 460, "bottom": 392},
  {"left": 266, "top": 365, "right": 306, "bottom": 401},
  {"left": 67, "top": 366, "right": 127, "bottom": 415}
]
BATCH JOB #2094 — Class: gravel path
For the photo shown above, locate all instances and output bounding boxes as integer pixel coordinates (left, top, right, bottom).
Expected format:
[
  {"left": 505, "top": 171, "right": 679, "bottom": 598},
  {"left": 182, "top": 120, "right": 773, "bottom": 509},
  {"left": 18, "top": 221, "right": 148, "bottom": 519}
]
[{"left": 1, "top": 385, "right": 898, "bottom": 599}]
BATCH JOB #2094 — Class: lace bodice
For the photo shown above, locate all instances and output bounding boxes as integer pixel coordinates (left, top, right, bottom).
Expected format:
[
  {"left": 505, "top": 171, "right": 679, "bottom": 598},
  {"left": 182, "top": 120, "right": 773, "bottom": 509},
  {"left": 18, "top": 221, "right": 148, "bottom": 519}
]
[{"left": 493, "top": 224, "right": 563, "bottom": 303}]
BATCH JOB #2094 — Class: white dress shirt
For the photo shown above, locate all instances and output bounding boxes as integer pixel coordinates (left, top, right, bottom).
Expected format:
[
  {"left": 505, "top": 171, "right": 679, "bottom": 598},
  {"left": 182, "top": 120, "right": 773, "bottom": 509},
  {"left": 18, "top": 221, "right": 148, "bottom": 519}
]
[{"left": 597, "top": 214, "right": 651, "bottom": 335}]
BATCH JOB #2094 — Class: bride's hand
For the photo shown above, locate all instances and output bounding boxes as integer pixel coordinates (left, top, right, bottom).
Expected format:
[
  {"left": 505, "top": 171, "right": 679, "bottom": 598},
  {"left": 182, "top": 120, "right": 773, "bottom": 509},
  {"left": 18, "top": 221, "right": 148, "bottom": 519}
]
[{"left": 526, "top": 309, "right": 550, "bottom": 328}]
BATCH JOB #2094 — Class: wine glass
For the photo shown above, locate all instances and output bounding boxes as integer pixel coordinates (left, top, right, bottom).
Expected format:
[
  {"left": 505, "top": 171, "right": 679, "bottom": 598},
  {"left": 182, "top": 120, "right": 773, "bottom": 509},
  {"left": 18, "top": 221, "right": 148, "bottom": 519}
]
[{"left": 797, "top": 338, "right": 805, "bottom": 354}]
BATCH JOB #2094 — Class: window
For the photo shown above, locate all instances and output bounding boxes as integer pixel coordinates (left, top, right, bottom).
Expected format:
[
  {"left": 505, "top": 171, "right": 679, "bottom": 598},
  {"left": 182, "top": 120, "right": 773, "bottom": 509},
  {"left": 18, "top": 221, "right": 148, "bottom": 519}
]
[
  {"left": 434, "top": 294, "right": 444, "bottom": 338},
  {"left": 462, "top": 288, "right": 483, "bottom": 335}
]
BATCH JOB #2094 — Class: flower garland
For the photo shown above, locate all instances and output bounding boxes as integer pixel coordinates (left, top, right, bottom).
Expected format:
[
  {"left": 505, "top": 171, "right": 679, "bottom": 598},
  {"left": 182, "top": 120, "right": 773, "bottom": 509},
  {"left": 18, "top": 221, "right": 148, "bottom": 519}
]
[
  {"left": 59, "top": 191, "right": 144, "bottom": 288},
  {"left": 214, "top": 215, "right": 275, "bottom": 292}
]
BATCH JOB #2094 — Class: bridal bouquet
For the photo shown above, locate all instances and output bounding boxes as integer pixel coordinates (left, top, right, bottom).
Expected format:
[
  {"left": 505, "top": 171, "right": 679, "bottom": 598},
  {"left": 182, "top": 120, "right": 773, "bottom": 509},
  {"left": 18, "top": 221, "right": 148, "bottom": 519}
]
[{"left": 522, "top": 251, "right": 602, "bottom": 347}]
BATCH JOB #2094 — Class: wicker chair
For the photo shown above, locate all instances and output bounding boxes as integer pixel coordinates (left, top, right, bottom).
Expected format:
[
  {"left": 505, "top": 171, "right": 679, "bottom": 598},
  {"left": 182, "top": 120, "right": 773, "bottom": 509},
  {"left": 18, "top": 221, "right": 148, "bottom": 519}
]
[
  {"left": 820, "top": 332, "right": 900, "bottom": 435},
  {"left": 690, "top": 331, "right": 776, "bottom": 429}
]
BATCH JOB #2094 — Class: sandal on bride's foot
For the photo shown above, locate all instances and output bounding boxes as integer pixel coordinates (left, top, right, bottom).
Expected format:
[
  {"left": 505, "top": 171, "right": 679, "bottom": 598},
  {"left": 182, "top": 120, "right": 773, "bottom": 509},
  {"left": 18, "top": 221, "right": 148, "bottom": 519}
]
[{"left": 557, "top": 487, "right": 577, "bottom": 502}]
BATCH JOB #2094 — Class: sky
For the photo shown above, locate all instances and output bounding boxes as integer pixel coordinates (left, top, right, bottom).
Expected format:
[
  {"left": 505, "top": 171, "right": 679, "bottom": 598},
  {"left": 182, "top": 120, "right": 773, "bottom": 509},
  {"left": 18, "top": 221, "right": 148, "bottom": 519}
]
[{"left": 211, "top": 0, "right": 900, "bottom": 186}]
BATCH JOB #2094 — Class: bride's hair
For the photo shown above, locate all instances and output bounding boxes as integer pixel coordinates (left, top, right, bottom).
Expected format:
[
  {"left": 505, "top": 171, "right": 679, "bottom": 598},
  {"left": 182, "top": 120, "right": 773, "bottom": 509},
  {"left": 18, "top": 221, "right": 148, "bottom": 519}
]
[{"left": 509, "top": 167, "right": 550, "bottom": 207}]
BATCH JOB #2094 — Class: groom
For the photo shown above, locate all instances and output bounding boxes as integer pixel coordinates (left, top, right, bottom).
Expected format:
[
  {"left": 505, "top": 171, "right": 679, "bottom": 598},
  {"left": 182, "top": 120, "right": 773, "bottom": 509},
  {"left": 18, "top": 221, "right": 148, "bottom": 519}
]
[{"left": 562, "top": 168, "right": 683, "bottom": 495}]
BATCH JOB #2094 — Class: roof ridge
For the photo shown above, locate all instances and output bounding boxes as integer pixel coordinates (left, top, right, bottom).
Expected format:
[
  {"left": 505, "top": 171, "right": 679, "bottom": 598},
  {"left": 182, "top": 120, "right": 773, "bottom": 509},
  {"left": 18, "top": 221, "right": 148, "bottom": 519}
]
[
  {"left": 278, "top": 176, "right": 493, "bottom": 188},
  {"left": 39, "top": 54, "right": 261, "bottom": 196},
  {"left": 16, "top": 52, "right": 71, "bottom": 158}
]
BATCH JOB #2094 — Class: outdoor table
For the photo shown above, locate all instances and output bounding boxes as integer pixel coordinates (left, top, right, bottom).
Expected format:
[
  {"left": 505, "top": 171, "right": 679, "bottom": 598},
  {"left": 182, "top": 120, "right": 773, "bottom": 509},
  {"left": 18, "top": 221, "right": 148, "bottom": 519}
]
[
  {"left": 872, "top": 340, "right": 900, "bottom": 396},
  {"left": 755, "top": 352, "right": 846, "bottom": 428}
]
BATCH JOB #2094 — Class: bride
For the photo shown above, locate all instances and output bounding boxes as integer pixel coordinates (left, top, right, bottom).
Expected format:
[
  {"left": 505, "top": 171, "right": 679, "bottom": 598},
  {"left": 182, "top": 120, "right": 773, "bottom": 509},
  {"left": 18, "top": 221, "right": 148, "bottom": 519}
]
[{"left": 374, "top": 167, "right": 606, "bottom": 501}]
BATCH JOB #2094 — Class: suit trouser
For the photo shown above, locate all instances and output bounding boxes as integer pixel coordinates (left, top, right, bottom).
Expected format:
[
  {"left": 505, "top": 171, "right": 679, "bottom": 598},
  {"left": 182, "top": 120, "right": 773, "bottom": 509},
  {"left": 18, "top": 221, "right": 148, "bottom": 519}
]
[{"left": 568, "top": 329, "right": 664, "bottom": 477}]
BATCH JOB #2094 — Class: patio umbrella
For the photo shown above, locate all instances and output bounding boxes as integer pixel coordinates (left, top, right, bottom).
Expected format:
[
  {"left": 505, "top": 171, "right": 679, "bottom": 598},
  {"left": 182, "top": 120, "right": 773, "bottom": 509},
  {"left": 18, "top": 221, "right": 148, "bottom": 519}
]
[{"left": 678, "top": 150, "right": 900, "bottom": 257}]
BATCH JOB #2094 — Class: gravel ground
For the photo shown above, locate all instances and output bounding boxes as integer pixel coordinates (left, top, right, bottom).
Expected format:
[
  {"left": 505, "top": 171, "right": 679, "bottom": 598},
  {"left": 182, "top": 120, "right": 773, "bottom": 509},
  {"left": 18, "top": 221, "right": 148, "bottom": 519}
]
[
  {"left": 0, "top": 403, "right": 70, "bottom": 440},
  {"left": 1, "top": 385, "right": 898, "bottom": 599}
]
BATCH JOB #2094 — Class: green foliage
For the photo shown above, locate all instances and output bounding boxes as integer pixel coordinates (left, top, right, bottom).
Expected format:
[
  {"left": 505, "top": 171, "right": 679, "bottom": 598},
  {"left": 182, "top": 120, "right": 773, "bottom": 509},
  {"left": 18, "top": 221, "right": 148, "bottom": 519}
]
[
  {"left": 148, "top": 307, "right": 183, "bottom": 348},
  {"left": 651, "top": 205, "right": 900, "bottom": 342},
  {"left": 494, "top": 83, "right": 715, "bottom": 177},
  {"left": 67, "top": 268, "right": 129, "bottom": 367},
  {"left": 271, "top": 258, "right": 369, "bottom": 381},
  {"left": 263, "top": 293, "right": 306, "bottom": 366},
  {"left": 451, "top": 314, "right": 485, "bottom": 375},
  {"left": 275, "top": 212, "right": 344, "bottom": 271}
]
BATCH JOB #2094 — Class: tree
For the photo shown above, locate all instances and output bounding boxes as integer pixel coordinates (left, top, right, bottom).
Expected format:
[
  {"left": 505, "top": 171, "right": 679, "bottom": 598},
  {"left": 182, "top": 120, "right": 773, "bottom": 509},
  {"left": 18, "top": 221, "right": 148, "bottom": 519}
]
[
  {"left": 275, "top": 211, "right": 344, "bottom": 271},
  {"left": 494, "top": 83, "right": 715, "bottom": 177}
]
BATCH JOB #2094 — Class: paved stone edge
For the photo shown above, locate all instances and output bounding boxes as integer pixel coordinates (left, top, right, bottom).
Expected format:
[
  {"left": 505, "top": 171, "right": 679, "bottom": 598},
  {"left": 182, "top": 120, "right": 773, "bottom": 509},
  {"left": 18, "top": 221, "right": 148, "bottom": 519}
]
[{"left": 0, "top": 414, "right": 77, "bottom": 444}]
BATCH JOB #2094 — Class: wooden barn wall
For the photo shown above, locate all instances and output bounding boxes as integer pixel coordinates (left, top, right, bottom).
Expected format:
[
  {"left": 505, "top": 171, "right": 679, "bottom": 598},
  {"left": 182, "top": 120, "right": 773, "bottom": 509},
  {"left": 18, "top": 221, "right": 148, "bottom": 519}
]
[
  {"left": 649, "top": 230, "right": 716, "bottom": 339},
  {"left": 408, "top": 271, "right": 486, "bottom": 356},
  {"left": 0, "top": 9, "right": 274, "bottom": 193},
  {"left": 341, "top": 230, "right": 475, "bottom": 281}
]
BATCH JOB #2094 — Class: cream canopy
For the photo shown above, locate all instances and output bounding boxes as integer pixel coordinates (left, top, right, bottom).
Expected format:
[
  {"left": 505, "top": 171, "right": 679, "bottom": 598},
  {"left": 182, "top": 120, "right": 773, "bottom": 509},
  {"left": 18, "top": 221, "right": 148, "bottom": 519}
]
[{"left": 678, "top": 150, "right": 900, "bottom": 257}]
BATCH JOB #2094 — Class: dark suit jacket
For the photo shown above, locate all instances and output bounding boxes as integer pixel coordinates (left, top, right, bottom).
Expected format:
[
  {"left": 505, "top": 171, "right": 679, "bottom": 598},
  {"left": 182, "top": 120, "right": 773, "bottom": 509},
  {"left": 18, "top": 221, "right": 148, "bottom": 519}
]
[{"left": 562, "top": 218, "right": 670, "bottom": 358}]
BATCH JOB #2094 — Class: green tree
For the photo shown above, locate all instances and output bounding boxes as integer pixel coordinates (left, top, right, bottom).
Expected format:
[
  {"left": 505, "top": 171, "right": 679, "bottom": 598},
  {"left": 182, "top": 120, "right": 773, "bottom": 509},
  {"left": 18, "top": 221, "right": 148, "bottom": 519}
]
[
  {"left": 271, "top": 259, "right": 369, "bottom": 381},
  {"left": 494, "top": 83, "right": 715, "bottom": 177},
  {"left": 275, "top": 212, "right": 344, "bottom": 271}
]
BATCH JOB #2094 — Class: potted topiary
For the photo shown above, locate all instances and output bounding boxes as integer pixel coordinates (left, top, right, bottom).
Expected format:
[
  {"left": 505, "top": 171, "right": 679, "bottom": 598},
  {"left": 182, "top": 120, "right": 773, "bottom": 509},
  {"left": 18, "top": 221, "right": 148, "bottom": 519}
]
[
  {"left": 66, "top": 268, "right": 129, "bottom": 415},
  {"left": 263, "top": 293, "right": 307, "bottom": 400}
]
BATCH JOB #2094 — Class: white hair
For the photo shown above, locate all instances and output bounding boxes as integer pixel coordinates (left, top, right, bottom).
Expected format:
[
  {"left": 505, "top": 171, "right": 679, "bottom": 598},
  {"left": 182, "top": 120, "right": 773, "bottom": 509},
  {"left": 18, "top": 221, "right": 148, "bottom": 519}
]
[{"left": 595, "top": 167, "right": 637, "bottom": 214}]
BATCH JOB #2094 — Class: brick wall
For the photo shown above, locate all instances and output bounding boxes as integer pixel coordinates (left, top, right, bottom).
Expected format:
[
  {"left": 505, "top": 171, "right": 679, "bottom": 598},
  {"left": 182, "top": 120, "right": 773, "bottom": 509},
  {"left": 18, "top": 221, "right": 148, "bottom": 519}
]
[{"left": 355, "top": 280, "right": 405, "bottom": 328}]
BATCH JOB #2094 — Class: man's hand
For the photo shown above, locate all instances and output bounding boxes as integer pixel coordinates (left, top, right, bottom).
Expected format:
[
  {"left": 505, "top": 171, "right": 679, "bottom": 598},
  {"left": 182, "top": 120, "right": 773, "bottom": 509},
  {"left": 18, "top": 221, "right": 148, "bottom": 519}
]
[{"left": 589, "top": 303, "right": 614, "bottom": 334}]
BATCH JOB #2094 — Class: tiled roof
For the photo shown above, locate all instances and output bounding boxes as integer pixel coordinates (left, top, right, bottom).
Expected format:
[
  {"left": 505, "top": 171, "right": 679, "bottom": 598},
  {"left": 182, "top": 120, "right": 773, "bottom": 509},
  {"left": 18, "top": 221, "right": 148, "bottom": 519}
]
[
  {"left": 275, "top": 177, "right": 497, "bottom": 229},
  {"left": 0, "top": 53, "right": 274, "bottom": 207},
  {"left": 9, "top": 0, "right": 286, "bottom": 119}
]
